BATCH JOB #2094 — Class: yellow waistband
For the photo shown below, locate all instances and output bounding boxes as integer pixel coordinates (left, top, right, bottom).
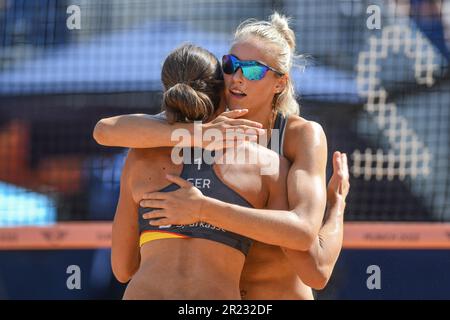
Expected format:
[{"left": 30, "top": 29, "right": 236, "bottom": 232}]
[{"left": 139, "top": 230, "right": 188, "bottom": 247}]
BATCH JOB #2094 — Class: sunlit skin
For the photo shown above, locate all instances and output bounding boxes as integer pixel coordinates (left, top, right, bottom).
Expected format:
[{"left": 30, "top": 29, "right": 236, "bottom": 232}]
[
  {"left": 95, "top": 39, "right": 348, "bottom": 299},
  {"left": 224, "top": 38, "right": 322, "bottom": 299},
  {"left": 112, "top": 137, "right": 293, "bottom": 299},
  {"left": 140, "top": 38, "right": 331, "bottom": 299},
  {"left": 224, "top": 37, "right": 287, "bottom": 130}
]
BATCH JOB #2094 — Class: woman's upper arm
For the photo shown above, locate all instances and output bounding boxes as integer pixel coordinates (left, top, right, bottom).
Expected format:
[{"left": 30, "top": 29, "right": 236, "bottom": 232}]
[
  {"left": 265, "top": 155, "right": 290, "bottom": 210},
  {"left": 111, "top": 150, "right": 141, "bottom": 282},
  {"left": 285, "top": 120, "right": 328, "bottom": 243}
]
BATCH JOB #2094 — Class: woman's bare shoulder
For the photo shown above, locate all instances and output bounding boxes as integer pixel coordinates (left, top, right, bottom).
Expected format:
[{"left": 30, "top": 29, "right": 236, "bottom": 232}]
[
  {"left": 284, "top": 115, "right": 327, "bottom": 160},
  {"left": 286, "top": 114, "right": 323, "bottom": 132},
  {"left": 125, "top": 147, "right": 173, "bottom": 176}
]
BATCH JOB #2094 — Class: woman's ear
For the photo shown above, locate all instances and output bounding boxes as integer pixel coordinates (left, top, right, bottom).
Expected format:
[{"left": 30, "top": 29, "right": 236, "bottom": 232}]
[{"left": 274, "top": 75, "right": 288, "bottom": 94}]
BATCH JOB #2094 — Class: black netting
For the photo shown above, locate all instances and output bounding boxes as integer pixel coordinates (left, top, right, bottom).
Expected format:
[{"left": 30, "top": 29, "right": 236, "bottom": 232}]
[{"left": 0, "top": 0, "right": 449, "bottom": 225}]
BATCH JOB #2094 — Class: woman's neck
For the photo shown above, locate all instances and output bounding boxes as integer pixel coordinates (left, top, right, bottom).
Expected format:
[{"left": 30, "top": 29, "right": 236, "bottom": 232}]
[{"left": 244, "top": 107, "right": 275, "bottom": 130}]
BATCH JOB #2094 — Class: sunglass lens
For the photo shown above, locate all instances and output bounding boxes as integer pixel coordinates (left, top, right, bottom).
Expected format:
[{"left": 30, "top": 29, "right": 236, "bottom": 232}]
[
  {"left": 243, "top": 66, "right": 268, "bottom": 80},
  {"left": 222, "top": 55, "right": 234, "bottom": 74}
]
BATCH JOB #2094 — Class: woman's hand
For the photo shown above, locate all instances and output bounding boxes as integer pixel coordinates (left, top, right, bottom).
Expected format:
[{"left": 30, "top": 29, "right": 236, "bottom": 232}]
[
  {"left": 326, "top": 151, "right": 350, "bottom": 215},
  {"left": 201, "top": 109, "right": 265, "bottom": 150},
  {"left": 140, "top": 174, "right": 207, "bottom": 226}
]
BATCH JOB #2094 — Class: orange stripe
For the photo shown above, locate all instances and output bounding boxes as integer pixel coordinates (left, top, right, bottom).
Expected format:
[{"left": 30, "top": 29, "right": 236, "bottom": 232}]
[
  {"left": 0, "top": 222, "right": 112, "bottom": 250},
  {"left": 344, "top": 222, "right": 450, "bottom": 249},
  {"left": 139, "top": 230, "right": 188, "bottom": 247},
  {"left": 0, "top": 222, "right": 449, "bottom": 250}
]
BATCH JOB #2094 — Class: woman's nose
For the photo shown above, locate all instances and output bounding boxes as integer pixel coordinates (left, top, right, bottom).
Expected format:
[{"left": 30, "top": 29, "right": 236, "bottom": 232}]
[{"left": 231, "top": 67, "right": 244, "bottom": 82}]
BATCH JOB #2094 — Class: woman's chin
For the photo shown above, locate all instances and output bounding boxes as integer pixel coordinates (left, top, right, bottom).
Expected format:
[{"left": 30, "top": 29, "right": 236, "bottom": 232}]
[{"left": 227, "top": 103, "right": 250, "bottom": 111}]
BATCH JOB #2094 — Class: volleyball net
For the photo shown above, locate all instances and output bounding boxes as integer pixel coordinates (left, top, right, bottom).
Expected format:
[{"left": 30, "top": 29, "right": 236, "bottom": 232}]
[{"left": 0, "top": 0, "right": 449, "bottom": 228}]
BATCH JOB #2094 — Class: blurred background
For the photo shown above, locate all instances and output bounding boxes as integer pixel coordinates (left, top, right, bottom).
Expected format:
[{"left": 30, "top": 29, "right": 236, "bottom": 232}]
[{"left": 0, "top": 0, "right": 449, "bottom": 299}]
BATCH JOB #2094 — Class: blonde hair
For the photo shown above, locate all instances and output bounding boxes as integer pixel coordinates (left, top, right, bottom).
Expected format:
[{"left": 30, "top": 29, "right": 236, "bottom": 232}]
[{"left": 233, "top": 12, "right": 301, "bottom": 115}]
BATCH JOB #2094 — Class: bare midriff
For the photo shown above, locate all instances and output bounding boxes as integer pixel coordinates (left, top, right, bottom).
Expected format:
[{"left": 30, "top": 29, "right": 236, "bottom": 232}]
[{"left": 123, "top": 238, "right": 245, "bottom": 300}]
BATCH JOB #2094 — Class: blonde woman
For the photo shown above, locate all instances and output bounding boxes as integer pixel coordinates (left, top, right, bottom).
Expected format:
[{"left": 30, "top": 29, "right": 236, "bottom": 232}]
[{"left": 96, "top": 13, "right": 349, "bottom": 299}]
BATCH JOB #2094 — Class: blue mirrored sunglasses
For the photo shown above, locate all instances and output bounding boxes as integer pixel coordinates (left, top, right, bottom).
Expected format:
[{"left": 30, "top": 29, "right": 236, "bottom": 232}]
[{"left": 222, "top": 54, "right": 284, "bottom": 81}]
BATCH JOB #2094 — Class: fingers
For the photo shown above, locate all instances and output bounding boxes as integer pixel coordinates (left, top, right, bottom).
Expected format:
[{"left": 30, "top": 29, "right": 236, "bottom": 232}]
[
  {"left": 142, "top": 210, "right": 166, "bottom": 220},
  {"left": 208, "top": 138, "right": 255, "bottom": 150},
  {"left": 225, "top": 126, "right": 265, "bottom": 136},
  {"left": 342, "top": 153, "right": 349, "bottom": 178},
  {"left": 333, "top": 151, "right": 350, "bottom": 197},
  {"left": 220, "top": 109, "right": 249, "bottom": 119},
  {"left": 142, "top": 192, "right": 168, "bottom": 200},
  {"left": 149, "top": 217, "right": 171, "bottom": 226},
  {"left": 140, "top": 199, "right": 166, "bottom": 209},
  {"left": 215, "top": 110, "right": 263, "bottom": 129},
  {"left": 327, "top": 151, "right": 350, "bottom": 209},
  {"left": 341, "top": 153, "right": 350, "bottom": 195},
  {"left": 332, "top": 151, "right": 349, "bottom": 178},
  {"left": 203, "top": 132, "right": 259, "bottom": 150},
  {"left": 332, "top": 151, "right": 342, "bottom": 176},
  {"left": 224, "top": 119, "right": 263, "bottom": 129},
  {"left": 223, "top": 127, "right": 265, "bottom": 140},
  {"left": 165, "top": 174, "right": 192, "bottom": 187}
]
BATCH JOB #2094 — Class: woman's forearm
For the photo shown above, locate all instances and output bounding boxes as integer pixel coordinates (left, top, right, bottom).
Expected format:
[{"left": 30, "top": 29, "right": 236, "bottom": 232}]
[
  {"left": 281, "top": 199, "right": 345, "bottom": 289},
  {"left": 201, "top": 197, "right": 315, "bottom": 251},
  {"left": 111, "top": 215, "right": 141, "bottom": 283},
  {"left": 93, "top": 113, "right": 195, "bottom": 148},
  {"left": 315, "top": 199, "right": 345, "bottom": 273}
]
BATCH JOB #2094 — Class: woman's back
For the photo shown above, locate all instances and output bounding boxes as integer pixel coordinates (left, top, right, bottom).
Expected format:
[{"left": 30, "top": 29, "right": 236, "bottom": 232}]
[
  {"left": 122, "top": 144, "right": 284, "bottom": 299},
  {"left": 125, "top": 237, "right": 244, "bottom": 299}
]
